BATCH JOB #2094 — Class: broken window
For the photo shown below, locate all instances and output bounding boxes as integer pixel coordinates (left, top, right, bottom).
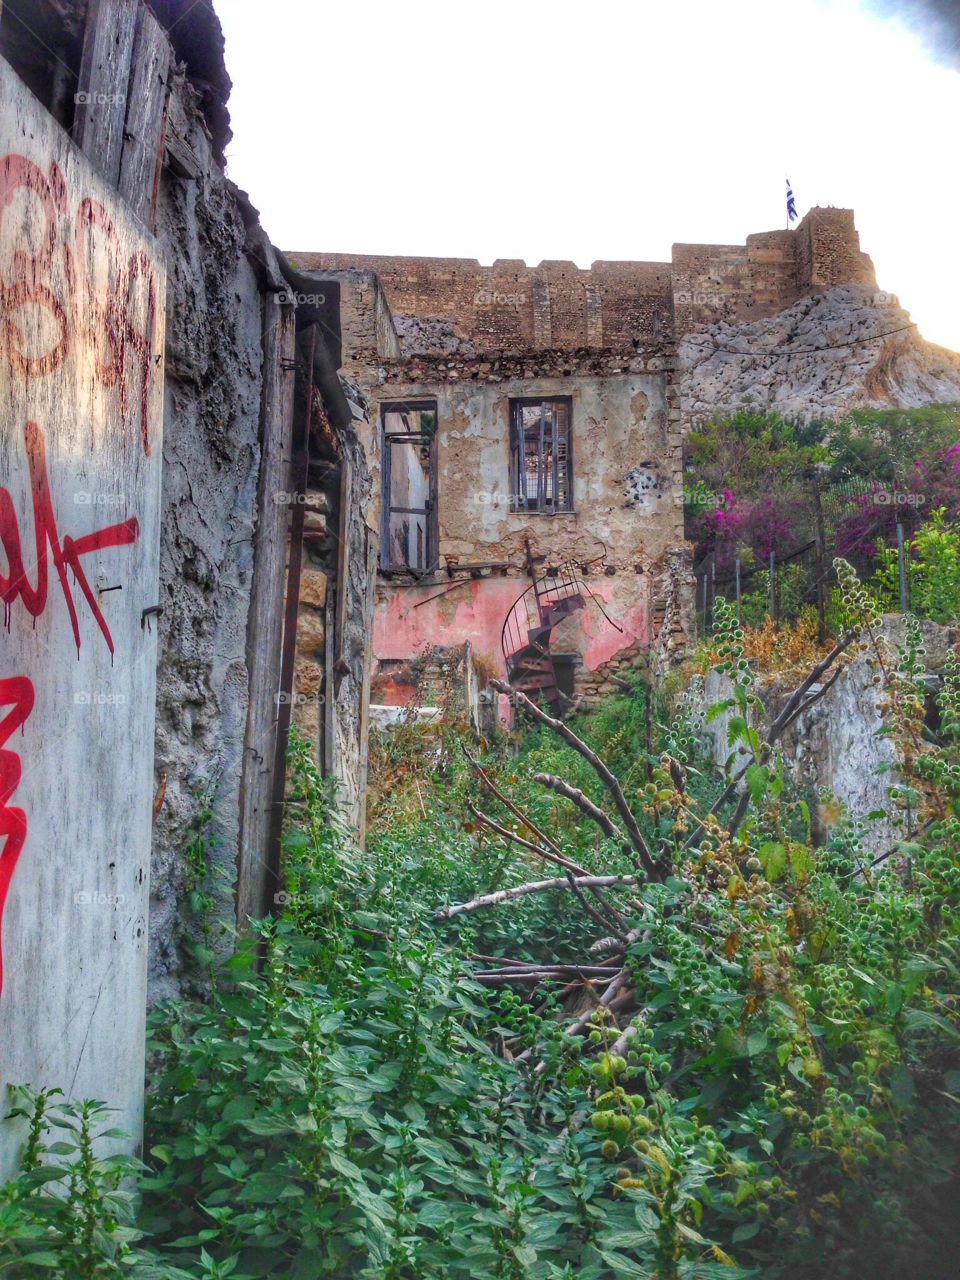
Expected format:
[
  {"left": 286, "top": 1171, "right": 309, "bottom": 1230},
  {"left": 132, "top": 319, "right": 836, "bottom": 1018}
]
[
  {"left": 381, "top": 401, "right": 437, "bottom": 571},
  {"left": 510, "top": 398, "right": 573, "bottom": 513}
]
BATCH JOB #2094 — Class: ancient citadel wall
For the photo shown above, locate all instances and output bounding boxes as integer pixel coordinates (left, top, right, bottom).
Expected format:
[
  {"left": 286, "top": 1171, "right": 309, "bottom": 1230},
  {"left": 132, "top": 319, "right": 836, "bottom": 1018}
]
[{"left": 289, "top": 208, "right": 875, "bottom": 354}]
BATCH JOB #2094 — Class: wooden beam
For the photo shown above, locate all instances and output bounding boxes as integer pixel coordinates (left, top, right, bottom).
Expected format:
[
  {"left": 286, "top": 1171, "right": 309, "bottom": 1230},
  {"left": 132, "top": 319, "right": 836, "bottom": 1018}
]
[
  {"left": 73, "top": 0, "right": 138, "bottom": 186},
  {"left": 334, "top": 453, "right": 353, "bottom": 667},
  {"left": 117, "top": 4, "right": 170, "bottom": 225},
  {"left": 235, "top": 295, "right": 296, "bottom": 929}
]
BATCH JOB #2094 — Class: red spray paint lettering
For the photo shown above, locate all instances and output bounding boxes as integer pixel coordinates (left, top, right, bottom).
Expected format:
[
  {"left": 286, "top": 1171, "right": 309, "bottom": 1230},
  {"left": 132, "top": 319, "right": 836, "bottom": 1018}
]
[
  {"left": 0, "top": 676, "right": 35, "bottom": 994},
  {"left": 0, "top": 153, "right": 158, "bottom": 454},
  {"left": 0, "top": 421, "right": 139, "bottom": 655}
]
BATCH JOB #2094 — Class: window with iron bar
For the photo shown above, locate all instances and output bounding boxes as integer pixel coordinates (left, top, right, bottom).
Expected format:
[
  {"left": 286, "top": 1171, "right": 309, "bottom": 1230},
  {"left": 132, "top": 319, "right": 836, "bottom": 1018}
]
[{"left": 509, "top": 398, "right": 573, "bottom": 513}]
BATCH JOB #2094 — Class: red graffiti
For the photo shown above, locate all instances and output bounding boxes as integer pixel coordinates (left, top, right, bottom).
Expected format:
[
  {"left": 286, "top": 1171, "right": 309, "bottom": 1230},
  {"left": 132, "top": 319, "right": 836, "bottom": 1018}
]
[
  {"left": 0, "top": 676, "right": 34, "bottom": 995},
  {"left": 0, "top": 153, "right": 158, "bottom": 454},
  {"left": 0, "top": 422, "right": 139, "bottom": 655}
]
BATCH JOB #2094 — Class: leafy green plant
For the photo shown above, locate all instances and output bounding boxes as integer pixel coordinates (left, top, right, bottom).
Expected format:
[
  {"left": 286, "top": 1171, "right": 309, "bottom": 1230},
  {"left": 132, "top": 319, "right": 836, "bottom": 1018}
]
[
  {"left": 873, "top": 508, "right": 960, "bottom": 623},
  {"left": 7, "top": 564, "right": 960, "bottom": 1279},
  {"left": 0, "top": 1088, "right": 168, "bottom": 1278}
]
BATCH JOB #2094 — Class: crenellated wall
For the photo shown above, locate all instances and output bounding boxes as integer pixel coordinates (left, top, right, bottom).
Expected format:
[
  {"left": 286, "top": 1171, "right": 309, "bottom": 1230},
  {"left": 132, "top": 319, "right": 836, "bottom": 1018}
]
[{"left": 288, "top": 208, "right": 875, "bottom": 357}]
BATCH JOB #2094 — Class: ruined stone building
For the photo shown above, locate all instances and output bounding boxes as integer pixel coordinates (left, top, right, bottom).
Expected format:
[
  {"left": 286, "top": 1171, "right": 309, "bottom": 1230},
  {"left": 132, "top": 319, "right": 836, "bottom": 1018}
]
[
  {"left": 5, "top": 0, "right": 960, "bottom": 1179},
  {"left": 286, "top": 209, "right": 882, "bottom": 717}
]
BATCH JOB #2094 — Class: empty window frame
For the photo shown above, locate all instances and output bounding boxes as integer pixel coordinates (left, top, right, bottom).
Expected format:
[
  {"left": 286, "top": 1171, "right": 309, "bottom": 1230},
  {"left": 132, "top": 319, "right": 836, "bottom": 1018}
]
[
  {"left": 381, "top": 401, "right": 438, "bottom": 571},
  {"left": 510, "top": 398, "right": 573, "bottom": 513}
]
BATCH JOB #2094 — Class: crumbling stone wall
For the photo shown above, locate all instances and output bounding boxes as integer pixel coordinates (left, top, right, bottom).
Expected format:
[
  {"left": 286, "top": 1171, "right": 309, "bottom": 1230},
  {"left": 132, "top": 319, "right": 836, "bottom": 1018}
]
[
  {"left": 148, "top": 67, "right": 279, "bottom": 996},
  {"left": 286, "top": 375, "right": 377, "bottom": 844},
  {"left": 290, "top": 208, "right": 874, "bottom": 356},
  {"left": 672, "top": 209, "right": 875, "bottom": 333}
]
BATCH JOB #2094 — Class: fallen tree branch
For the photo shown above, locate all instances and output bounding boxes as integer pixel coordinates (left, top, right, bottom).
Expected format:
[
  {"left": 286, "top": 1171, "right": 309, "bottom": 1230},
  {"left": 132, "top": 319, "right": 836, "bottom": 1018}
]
[
  {"left": 492, "top": 681, "right": 662, "bottom": 880},
  {"left": 467, "top": 802, "right": 585, "bottom": 876},
  {"left": 467, "top": 802, "right": 626, "bottom": 938},
  {"left": 463, "top": 749, "right": 589, "bottom": 874},
  {"left": 473, "top": 965, "right": 621, "bottom": 985},
  {"left": 531, "top": 773, "right": 624, "bottom": 844},
  {"left": 436, "top": 874, "right": 639, "bottom": 920},
  {"left": 463, "top": 749, "right": 630, "bottom": 938}
]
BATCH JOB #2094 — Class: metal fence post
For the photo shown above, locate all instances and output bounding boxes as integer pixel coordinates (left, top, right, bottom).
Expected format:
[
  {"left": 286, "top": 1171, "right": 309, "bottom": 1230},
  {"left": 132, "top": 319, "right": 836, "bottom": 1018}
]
[
  {"left": 735, "top": 556, "right": 741, "bottom": 623},
  {"left": 769, "top": 551, "right": 776, "bottom": 622}
]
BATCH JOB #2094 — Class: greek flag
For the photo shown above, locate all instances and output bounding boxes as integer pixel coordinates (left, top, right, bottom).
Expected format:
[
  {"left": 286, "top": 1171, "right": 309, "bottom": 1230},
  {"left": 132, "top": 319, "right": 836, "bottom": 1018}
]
[{"left": 786, "top": 178, "right": 798, "bottom": 224}]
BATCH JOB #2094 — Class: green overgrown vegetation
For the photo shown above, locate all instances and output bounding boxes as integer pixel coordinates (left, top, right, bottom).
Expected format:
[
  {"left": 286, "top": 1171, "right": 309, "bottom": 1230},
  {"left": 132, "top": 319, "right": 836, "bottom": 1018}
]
[{"left": 3, "top": 567, "right": 960, "bottom": 1278}]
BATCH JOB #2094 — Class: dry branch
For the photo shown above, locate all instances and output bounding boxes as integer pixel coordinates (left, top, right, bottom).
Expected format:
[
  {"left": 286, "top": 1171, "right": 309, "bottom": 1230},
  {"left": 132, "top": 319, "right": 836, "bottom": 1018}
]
[
  {"left": 467, "top": 802, "right": 585, "bottom": 876},
  {"left": 532, "top": 773, "right": 623, "bottom": 844},
  {"left": 435, "top": 874, "right": 639, "bottom": 920},
  {"left": 472, "top": 965, "right": 621, "bottom": 986},
  {"left": 463, "top": 748, "right": 630, "bottom": 937},
  {"left": 492, "top": 681, "right": 662, "bottom": 880}
]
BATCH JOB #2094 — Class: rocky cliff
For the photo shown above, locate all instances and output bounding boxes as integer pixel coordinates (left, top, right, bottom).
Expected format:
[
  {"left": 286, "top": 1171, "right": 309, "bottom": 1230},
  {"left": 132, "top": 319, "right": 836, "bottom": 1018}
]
[{"left": 678, "top": 284, "right": 960, "bottom": 426}]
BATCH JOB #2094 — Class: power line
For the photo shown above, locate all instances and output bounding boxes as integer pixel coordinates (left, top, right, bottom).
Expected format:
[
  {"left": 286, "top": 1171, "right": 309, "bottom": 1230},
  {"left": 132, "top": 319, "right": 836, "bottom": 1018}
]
[{"left": 681, "top": 320, "right": 918, "bottom": 359}]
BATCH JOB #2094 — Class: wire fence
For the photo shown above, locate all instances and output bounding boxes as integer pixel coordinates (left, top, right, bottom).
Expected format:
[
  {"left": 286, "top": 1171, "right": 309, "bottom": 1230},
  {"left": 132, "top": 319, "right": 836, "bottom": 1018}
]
[{"left": 693, "top": 473, "right": 915, "bottom": 636}]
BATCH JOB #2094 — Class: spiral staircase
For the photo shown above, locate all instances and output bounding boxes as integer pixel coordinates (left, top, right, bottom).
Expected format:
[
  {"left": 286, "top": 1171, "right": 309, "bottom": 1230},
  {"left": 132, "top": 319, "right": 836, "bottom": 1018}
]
[{"left": 501, "top": 559, "right": 588, "bottom": 713}]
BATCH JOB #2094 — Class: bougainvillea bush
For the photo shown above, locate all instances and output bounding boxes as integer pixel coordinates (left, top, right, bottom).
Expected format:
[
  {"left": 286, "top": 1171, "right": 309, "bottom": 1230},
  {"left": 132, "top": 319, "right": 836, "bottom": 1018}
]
[{"left": 686, "top": 406, "right": 960, "bottom": 624}]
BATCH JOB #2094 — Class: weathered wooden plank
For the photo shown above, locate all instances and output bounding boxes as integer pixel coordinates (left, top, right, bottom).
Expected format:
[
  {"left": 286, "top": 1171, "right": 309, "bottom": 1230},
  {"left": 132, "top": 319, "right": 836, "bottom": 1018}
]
[
  {"left": 117, "top": 4, "right": 170, "bottom": 225},
  {"left": 354, "top": 526, "right": 378, "bottom": 847},
  {"left": 262, "top": 323, "right": 315, "bottom": 913},
  {"left": 236, "top": 296, "right": 296, "bottom": 929},
  {"left": 335, "top": 455, "right": 353, "bottom": 665},
  {"left": 73, "top": 0, "right": 138, "bottom": 185},
  {"left": 322, "top": 585, "right": 337, "bottom": 778},
  {"left": 163, "top": 70, "right": 202, "bottom": 179}
]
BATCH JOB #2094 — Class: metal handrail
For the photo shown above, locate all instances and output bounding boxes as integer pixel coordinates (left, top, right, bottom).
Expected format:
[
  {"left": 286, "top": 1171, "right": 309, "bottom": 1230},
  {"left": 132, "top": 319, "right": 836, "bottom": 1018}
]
[
  {"left": 501, "top": 581, "right": 539, "bottom": 666},
  {"left": 501, "top": 560, "right": 590, "bottom": 666}
]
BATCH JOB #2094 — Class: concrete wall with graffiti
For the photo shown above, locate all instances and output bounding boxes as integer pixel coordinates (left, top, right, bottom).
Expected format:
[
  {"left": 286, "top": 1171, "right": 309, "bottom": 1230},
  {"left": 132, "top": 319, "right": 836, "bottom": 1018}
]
[{"left": 0, "top": 55, "right": 165, "bottom": 1176}]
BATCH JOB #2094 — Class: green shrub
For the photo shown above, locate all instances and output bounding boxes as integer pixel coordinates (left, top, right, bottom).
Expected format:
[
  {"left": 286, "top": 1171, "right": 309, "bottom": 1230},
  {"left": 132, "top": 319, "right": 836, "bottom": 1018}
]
[{"left": 873, "top": 508, "right": 960, "bottom": 623}]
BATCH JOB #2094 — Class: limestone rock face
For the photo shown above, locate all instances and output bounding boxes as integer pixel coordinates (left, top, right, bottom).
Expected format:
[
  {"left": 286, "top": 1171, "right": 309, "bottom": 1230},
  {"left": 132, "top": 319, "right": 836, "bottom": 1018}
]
[{"left": 678, "top": 285, "right": 960, "bottom": 426}]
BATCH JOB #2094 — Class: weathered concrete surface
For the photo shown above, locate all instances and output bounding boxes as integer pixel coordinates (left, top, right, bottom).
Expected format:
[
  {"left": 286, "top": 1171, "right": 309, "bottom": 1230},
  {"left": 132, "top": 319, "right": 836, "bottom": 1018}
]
[
  {"left": 692, "top": 662, "right": 899, "bottom": 854},
  {"left": 147, "top": 72, "right": 271, "bottom": 998},
  {"left": 0, "top": 54, "right": 164, "bottom": 1176}
]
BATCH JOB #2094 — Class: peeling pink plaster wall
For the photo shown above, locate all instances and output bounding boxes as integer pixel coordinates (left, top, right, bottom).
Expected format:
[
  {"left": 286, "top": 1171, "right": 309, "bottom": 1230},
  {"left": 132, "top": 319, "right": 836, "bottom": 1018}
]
[
  {"left": 373, "top": 574, "right": 652, "bottom": 702},
  {"left": 574, "top": 578, "right": 651, "bottom": 668},
  {"left": 374, "top": 579, "right": 519, "bottom": 676}
]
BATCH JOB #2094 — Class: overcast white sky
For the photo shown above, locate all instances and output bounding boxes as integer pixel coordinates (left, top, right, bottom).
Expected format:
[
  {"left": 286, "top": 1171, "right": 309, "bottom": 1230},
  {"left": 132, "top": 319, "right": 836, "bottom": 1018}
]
[{"left": 216, "top": 0, "right": 960, "bottom": 351}]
